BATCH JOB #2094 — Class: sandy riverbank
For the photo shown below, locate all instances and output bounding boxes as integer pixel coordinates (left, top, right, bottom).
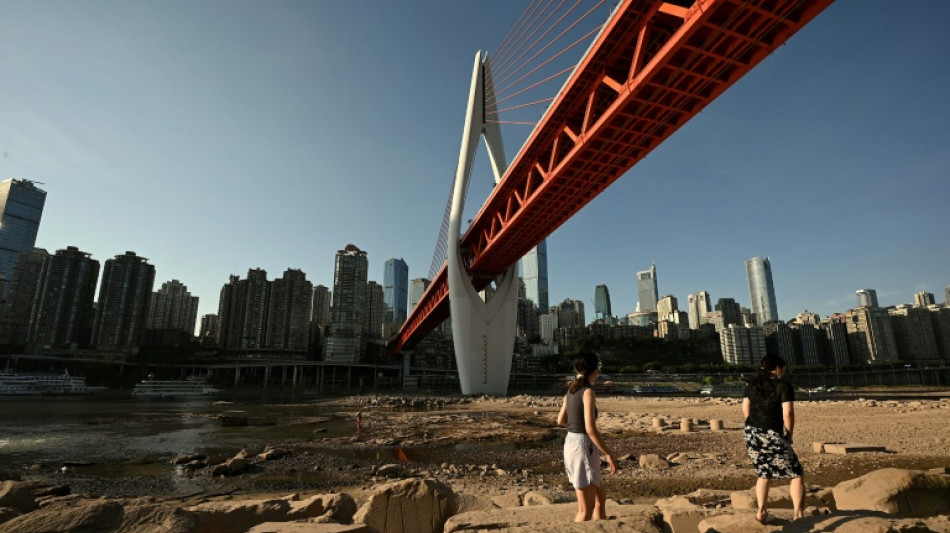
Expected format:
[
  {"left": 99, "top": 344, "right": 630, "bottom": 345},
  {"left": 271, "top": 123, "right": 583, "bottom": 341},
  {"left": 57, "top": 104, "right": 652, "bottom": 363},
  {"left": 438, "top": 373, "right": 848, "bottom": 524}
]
[{"left": 27, "top": 392, "right": 948, "bottom": 511}]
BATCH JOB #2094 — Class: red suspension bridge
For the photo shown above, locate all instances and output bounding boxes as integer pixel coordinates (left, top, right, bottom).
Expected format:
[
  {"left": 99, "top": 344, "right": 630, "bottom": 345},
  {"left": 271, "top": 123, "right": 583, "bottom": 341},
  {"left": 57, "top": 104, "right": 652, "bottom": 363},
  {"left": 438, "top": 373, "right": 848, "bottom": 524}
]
[{"left": 389, "top": 0, "right": 834, "bottom": 354}]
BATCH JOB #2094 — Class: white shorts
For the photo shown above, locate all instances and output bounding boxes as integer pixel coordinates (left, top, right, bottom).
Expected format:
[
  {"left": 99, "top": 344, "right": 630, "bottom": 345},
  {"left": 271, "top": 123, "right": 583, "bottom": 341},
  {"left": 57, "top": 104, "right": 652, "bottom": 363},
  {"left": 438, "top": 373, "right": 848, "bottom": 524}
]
[{"left": 563, "top": 432, "right": 602, "bottom": 489}]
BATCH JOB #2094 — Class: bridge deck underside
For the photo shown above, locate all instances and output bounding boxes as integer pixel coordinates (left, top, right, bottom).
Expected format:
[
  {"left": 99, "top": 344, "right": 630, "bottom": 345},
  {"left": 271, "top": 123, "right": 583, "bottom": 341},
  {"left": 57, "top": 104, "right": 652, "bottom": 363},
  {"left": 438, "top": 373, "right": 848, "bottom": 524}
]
[{"left": 392, "top": 0, "right": 833, "bottom": 353}]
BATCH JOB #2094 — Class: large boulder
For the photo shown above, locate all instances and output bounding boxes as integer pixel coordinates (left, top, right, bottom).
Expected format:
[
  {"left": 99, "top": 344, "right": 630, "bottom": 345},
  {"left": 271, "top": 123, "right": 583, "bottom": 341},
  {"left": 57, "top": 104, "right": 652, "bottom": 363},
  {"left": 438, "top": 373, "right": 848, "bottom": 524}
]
[
  {"left": 0, "top": 481, "right": 36, "bottom": 514},
  {"left": 186, "top": 493, "right": 355, "bottom": 533},
  {"left": 444, "top": 503, "right": 664, "bottom": 533},
  {"left": 0, "top": 498, "right": 193, "bottom": 533},
  {"left": 833, "top": 468, "right": 950, "bottom": 517},
  {"left": 353, "top": 479, "right": 456, "bottom": 533},
  {"left": 730, "top": 484, "right": 836, "bottom": 511},
  {"left": 702, "top": 510, "right": 950, "bottom": 533},
  {"left": 656, "top": 491, "right": 733, "bottom": 533}
]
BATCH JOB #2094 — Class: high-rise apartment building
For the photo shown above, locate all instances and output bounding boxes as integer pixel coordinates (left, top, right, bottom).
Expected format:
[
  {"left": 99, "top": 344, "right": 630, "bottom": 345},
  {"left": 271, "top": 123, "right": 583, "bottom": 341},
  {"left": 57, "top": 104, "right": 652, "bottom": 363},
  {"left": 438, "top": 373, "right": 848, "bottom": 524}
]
[
  {"left": 311, "top": 285, "right": 331, "bottom": 326},
  {"left": 889, "top": 305, "right": 939, "bottom": 361},
  {"left": 945, "top": 286, "right": 950, "bottom": 307},
  {"left": 844, "top": 306, "right": 898, "bottom": 364},
  {"left": 913, "top": 291, "right": 936, "bottom": 308},
  {"left": 147, "top": 280, "right": 199, "bottom": 335},
  {"left": 522, "top": 240, "right": 549, "bottom": 311},
  {"left": 266, "top": 269, "right": 312, "bottom": 350},
  {"left": 30, "top": 246, "right": 99, "bottom": 349},
  {"left": 790, "top": 322, "right": 821, "bottom": 367},
  {"left": 92, "top": 251, "right": 155, "bottom": 349},
  {"left": 383, "top": 258, "right": 409, "bottom": 325},
  {"left": 714, "top": 298, "right": 742, "bottom": 330},
  {"left": 656, "top": 294, "right": 678, "bottom": 322},
  {"left": 217, "top": 275, "right": 244, "bottom": 351},
  {"left": 856, "top": 289, "right": 879, "bottom": 308},
  {"left": 408, "top": 278, "right": 430, "bottom": 313},
  {"left": 242, "top": 269, "right": 270, "bottom": 349},
  {"left": 199, "top": 314, "right": 218, "bottom": 339},
  {"left": 763, "top": 321, "right": 798, "bottom": 366},
  {"left": 593, "top": 285, "right": 611, "bottom": 324},
  {"left": 556, "top": 298, "right": 585, "bottom": 328},
  {"left": 720, "top": 325, "right": 766, "bottom": 365},
  {"left": 820, "top": 317, "right": 851, "bottom": 366},
  {"left": 636, "top": 263, "right": 658, "bottom": 313},
  {"left": 0, "top": 248, "right": 48, "bottom": 344},
  {"left": 687, "top": 291, "right": 711, "bottom": 330},
  {"left": 746, "top": 257, "right": 778, "bottom": 324},
  {"left": 0, "top": 179, "right": 46, "bottom": 283},
  {"left": 325, "top": 244, "right": 368, "bottom": 363},
  {"left": 364, "top": 281, "right": 385, "bottom": 340},
  {"left": 928, "top": 306, "right": 950, "bottom": 361}
]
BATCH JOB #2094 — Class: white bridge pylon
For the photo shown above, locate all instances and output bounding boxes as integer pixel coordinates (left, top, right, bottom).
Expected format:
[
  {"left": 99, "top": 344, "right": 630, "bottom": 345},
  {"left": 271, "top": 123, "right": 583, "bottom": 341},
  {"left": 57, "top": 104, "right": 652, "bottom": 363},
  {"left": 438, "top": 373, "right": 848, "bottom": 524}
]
[{"left": 447, "top": 51, "right": 518, "bottom": 396}]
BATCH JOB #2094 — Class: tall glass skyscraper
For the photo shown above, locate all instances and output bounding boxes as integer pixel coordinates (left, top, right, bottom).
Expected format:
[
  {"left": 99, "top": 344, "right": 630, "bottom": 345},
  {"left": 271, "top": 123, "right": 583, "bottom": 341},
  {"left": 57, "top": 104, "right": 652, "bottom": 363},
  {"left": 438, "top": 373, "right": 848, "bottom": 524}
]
[
  {"left": 521, "top": 240, "right": 549, "bottom": 312},
  {"left": 636, "top": 263, "right": 658, "bottom": 313},
  {"left": 0, "top": 179, "right": 47, "bottom": 282},
  {"left": 593, "top": 284, "right": 611, "bottom": 323},
  {"left": 746, "top": 256, "right": 779, "bottom": 324},
  {"left": 383, "top": 257, "right": 409, "bottom": 325}
]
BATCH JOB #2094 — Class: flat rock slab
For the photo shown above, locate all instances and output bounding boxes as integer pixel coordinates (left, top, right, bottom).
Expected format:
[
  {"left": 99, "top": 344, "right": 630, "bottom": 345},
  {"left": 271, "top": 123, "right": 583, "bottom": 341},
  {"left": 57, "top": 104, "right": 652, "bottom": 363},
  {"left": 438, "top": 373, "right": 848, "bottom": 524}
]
[
  {"left": 819, "top": 443, "right": 887, "bottom": 454},
  {"left": 247, "top": 522, "right": 376, "bottom": 533},
  {"left": 444, "top": 503, "right": 664, "bottom": 533}
]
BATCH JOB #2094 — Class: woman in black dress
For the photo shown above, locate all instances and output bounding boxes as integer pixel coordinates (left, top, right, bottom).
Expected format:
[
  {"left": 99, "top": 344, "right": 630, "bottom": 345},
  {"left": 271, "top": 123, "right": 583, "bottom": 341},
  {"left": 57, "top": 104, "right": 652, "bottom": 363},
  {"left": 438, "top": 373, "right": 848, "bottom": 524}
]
[{"left": 742, "top": 354, "right": 805, "bottom": 523}]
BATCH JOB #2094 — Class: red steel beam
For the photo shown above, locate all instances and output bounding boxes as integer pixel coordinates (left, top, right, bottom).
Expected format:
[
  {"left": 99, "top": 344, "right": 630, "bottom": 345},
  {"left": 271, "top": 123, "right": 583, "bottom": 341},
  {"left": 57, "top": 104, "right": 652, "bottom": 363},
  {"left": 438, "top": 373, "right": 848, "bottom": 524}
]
[{"left": 391, "top": 0, "right": 835, "bottom": 353}]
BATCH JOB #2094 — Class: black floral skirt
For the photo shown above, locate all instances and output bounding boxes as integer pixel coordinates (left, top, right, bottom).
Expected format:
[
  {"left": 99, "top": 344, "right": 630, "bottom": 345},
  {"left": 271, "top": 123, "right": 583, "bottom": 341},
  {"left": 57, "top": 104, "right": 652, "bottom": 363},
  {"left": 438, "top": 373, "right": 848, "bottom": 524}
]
[{"left": 743, "top": 425, "right": 804, "bottom": 479}]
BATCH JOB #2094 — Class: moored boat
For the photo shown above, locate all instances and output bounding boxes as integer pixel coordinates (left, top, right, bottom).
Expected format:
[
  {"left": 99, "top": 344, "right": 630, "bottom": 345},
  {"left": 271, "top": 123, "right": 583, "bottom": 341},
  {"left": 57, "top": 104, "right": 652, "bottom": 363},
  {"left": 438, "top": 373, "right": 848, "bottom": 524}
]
[
  {"left": 0, "top": 371, "right": 102, "bottom": 396},
  {"left": 132, "top": 375, "right": 220, "bottom": 398}
]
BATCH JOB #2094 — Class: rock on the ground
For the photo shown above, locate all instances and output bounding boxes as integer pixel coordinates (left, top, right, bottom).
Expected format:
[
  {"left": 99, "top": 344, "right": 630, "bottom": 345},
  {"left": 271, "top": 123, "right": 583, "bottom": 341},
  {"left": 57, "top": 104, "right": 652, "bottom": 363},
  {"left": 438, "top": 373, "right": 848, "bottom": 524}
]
[
  {"left": 0, "top": 498, "right": 192, "bottom": 533},
  {"left": 730, "top": 484, "right": 836, "bottom": 511},
  {"left": 639, "top": 454, "right": 671, "bottom": 470},
  {"left": 833, "top": 468, "right": 950, "bottom": 517},
  {"left": 444, "top": 503, "right": 665, "bottom": 533},
  {"left": 354, "top": 479, "right": 455, "bottom": 533},
  {"left": 0, "top": 481, "right": 36, "bottom": 514},
  {"left": 522, "top": 490, "right": 574, "bottom": 506},
  {"left": 186, "top": 493, "right": 355, "bottom": 533}
]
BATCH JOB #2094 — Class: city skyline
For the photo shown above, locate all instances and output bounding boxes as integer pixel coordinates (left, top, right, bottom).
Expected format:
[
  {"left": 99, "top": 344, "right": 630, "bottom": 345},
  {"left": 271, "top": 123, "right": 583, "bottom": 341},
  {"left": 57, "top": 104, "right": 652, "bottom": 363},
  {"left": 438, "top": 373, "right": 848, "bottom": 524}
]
[{"left": 2, "top": 1, "right": 948, "bottom": 327}]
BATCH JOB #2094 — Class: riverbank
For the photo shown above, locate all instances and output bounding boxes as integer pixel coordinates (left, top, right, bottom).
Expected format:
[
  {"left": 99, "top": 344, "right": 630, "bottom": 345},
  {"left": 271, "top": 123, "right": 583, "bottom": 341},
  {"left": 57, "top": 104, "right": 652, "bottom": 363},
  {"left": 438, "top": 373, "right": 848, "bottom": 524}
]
[{"left": 6, "top": 393, "right": 948, "bottom": 508}]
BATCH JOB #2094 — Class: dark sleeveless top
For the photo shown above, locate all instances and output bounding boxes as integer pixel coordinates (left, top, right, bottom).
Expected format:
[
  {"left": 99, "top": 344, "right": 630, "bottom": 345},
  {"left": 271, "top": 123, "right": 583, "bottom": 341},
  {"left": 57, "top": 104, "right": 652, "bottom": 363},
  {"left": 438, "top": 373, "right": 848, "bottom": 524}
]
[
  {"left": 743, "top": 378, "right": 795, "bottom": 433},
  {"left": 566, "top": 385, "right": 598, "bottom": 434}
]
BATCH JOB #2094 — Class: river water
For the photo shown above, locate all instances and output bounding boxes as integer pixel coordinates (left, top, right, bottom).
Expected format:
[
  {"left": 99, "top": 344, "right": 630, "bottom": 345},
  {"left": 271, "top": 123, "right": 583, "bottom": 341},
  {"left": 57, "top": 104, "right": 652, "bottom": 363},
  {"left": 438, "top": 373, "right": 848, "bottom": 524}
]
[{"left": 0, "top": 395, "right": 356, "bottom": 472}]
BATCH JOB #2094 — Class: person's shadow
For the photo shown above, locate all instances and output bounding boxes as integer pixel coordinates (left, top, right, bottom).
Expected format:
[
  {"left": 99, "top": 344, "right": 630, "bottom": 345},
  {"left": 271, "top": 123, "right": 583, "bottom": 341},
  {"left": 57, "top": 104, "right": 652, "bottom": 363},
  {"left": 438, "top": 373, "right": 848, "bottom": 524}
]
[{"left": 777, "top": 510, "right": 925, "bottom": 532}]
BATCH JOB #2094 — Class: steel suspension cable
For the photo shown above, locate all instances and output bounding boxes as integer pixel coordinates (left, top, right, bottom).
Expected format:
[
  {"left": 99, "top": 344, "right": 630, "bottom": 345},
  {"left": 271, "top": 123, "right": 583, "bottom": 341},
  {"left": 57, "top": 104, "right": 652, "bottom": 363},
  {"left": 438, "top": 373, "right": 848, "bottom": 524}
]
[
  {"left": 494, "top": 1, "right": 605, "bottom": 97},
  {"left": 492, "top": 0, "right": 587, "bottom": 84},
  {"left": 491, "top": 0, "right": 547, "bottom": 70},
  {"left": 490, "top": 0, "right": 560, "bottom": 78},
  {"left": 491, "top": 0, "right": 544, "bottom": 66}
]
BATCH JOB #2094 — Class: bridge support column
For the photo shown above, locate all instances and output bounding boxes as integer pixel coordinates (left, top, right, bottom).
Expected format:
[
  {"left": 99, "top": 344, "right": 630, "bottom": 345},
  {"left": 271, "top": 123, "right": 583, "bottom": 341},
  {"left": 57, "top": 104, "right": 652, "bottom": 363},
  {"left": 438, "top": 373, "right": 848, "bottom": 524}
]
[{"left": 447, "top": 51, "right": 517, "bottom": 396}]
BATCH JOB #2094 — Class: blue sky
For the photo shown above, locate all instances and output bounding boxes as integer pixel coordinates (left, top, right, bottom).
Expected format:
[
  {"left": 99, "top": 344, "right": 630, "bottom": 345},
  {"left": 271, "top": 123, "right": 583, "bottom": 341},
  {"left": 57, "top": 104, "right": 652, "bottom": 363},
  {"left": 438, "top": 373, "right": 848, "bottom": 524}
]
[{"left": 1, "top": 0, "right": 948, "bottom": 329}]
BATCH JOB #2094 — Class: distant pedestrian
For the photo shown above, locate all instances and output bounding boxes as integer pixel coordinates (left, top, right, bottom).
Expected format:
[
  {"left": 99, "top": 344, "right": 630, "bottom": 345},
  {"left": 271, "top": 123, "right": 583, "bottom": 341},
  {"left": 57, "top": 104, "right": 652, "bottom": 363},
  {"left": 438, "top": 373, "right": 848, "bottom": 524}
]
[
  {"left": 356, "top": 410, "right": 362, "bottom": 434},
  {"left": 742, "top": 354, "right": 805, "bottom": 523},
  {"left": 557, "top": 352, "right": 618, "bottom": 522}
]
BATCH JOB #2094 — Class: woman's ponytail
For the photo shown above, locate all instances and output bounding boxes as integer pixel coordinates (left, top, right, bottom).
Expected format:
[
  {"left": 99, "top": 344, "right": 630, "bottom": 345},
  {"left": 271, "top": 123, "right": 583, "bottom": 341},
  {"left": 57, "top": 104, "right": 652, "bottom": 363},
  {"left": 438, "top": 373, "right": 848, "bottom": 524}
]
[{"left": 568, "top": 352, "right": 600, "bottom": 394}]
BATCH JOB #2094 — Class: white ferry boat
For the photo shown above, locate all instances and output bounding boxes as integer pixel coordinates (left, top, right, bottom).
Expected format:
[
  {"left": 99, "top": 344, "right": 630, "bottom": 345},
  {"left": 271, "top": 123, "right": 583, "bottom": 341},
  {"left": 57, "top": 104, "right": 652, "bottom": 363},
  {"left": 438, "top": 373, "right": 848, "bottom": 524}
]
[
  {"left": 132, "top": 376, "right": 220, "bottom": 398},
  {"left": 0, "top": 371, "right": 99, "bottom": 395}
]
